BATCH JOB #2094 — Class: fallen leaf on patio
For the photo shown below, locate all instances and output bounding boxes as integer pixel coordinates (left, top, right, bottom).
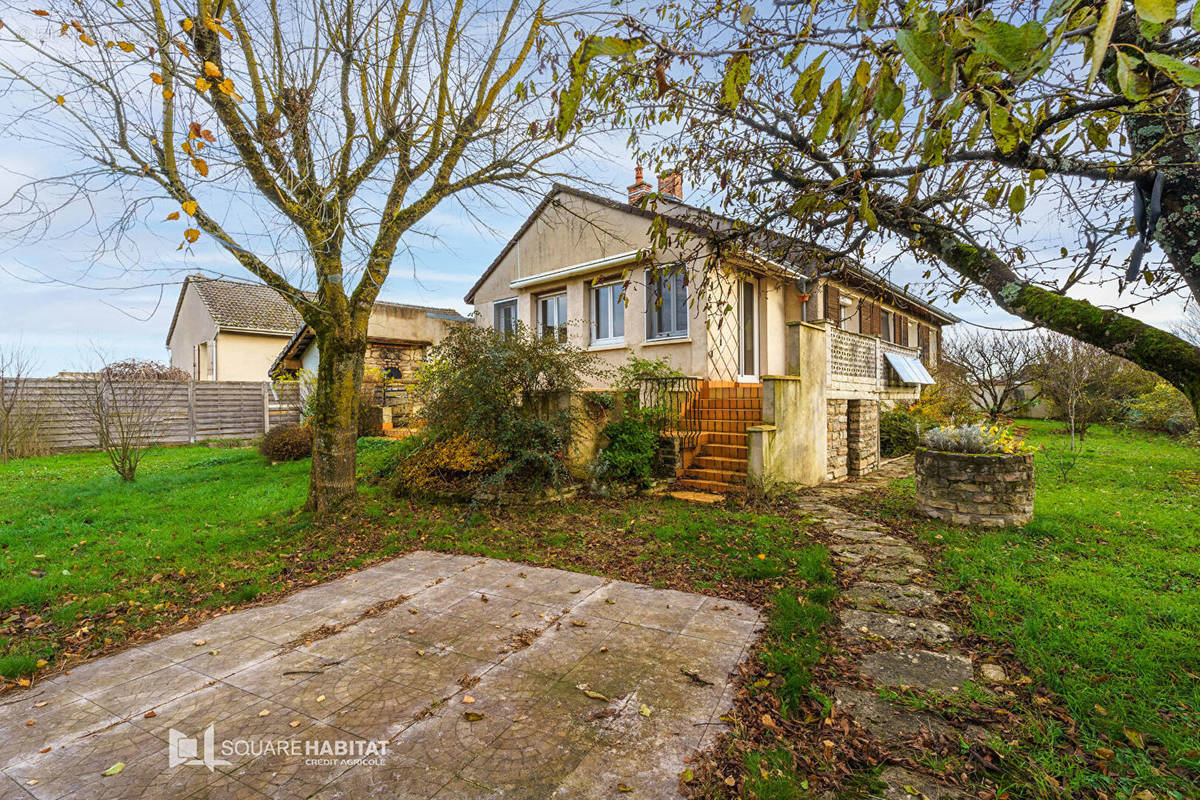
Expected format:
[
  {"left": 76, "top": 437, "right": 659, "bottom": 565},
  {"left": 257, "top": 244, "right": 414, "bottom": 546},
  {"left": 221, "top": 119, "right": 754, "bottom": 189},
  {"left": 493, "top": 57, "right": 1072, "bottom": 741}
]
[
  {"left": 26, "top": 780, "right": 38, "bottom": 786},
  {"left": 605, "top": 599, "right": 615, "bottom": 605},
  {"left": 577, "top": 684, "right": 608, "bottom": 701},
  {"left": 25, "top": 720, "right": 34, "bottom": 726},
  {"left": 571, "top": 621, "right": 587, "bottom": 628},
  {"left": 290, "top": 720, "right": 301, "bottom": 728},
  {"left": 680, "top": 768, "right": 694, "bottom": 783},
  {"left": 570, "top": 589, "right": 582, "bottom": 594},
  {"left": 463, "top": 696, "right": 475, "bottom": 704},
  {"left": 208, "top": 650, "right": 219, "bottom": 656},
  {"left": 316, "top": 695, "right": 326, "bottom": 702},
  {"left": 144, "top": 711, "right": 156, "bottom": 718},
  {"left": 462, "top": 712, "right": 485, "bottom": 721},
  {"left": 416, "top": 649, "right": 426, "bottom": 656},
  {"left": 511, "top": 611, "right": 520, "bottom": 618},
  {"left": 39, "top": 747, "right": 50, "bottom": 754},
  {"left": 258, "top": 709, "right": 270, "bottom": 717},
  {"left": 192, "top": 639, "right": 206, "bottom": 646},
  {"left": 33, "top": 701, "right": 47, "bottom": 708},
  {"left": 617, "top": 783, "right": 633, "bottom": 792},
  {"left": 408, "top": 608, "right": 418, "bottom": 615},
  {"left": 101, "top": 762, "right": 125, "bottom": 777},
  {"left": 680, "top": 668, "right": 713, "bottom": 686},
  {"left": 480, "top": 594, "right": 488, "bottom": 603}
]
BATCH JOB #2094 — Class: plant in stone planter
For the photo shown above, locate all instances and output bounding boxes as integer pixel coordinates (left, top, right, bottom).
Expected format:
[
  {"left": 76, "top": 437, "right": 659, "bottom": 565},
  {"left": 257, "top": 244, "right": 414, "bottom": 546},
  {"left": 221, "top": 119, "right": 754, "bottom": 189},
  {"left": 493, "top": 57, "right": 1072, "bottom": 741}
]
[{"left": 915, "top": 424, "right": 1035, "bottom": 528}]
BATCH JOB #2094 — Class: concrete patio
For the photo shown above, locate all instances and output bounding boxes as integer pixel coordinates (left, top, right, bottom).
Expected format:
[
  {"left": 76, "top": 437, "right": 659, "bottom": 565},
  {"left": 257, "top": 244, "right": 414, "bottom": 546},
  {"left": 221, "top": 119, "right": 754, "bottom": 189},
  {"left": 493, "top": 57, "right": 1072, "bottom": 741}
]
[{"left": 0, "top": 552, "right": 761, "bottom": 799}]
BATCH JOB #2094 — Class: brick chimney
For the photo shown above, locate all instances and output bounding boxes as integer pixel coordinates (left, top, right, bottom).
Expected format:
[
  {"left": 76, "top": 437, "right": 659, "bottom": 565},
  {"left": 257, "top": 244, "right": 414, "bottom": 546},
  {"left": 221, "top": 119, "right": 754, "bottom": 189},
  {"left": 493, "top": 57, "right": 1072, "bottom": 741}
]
[
  {"left": 627, "top": 165, "right": 653, "bottom": 204},
  {"left": 657, "top": 170, "right": 683, "bottom": 201}
]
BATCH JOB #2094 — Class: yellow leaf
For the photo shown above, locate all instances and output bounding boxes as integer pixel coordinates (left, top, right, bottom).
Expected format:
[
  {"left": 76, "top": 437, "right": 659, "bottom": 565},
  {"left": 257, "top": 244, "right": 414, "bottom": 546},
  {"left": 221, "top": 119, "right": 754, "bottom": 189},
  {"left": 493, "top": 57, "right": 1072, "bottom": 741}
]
[
  {"left": 180, "top": 18, "right": 193, "bottom": 32},
  {"left": 181, "top": 200, "right": 197, "bottom": 216},
  {"left": 462, "top": 711, "right": 485, "bottom": 722},
  {"left": 195, "top": 77, "right": 210, "bottom": 92},
  {"left": 165, "top": 211, "right": 180, "bottom": 221},
  {"left": 101, "top": 762, "right": 124, "bottom": 776},
  {"left": 203, "top": 61, "right": 221, "bottom": 77},
  {"left": 1123, "top": 727, "right": 1145, "bottom": 749},
  {"left": 162, "top": 89, "right": 174, "bottom": 100},
  {"left": 191, "top": 158, "right": 208, "bottom": 177},
  {"left": 32, "top": 10, "right": 50, "bottom": 16},
  {"left": 181, "top": 141, "right": 192, "bottom": 155},
  {"left": 35, "top": 659, "right": 47, "bottom": 668},
  {"left": 184, "top": 228, "right": 200, "bottom": 243},
  {"left": 150, "top": 72, "right": 163, "bottom": 85},
  {"left": 217, "top": 78, "right": 235, "bottom": 95},
  {"left": 257, "top": 709, "right": 269, "bottom": 717},
  {"left": 79, "top": 32, "right": 95, "bottom": 46},
  {"left": 117, "top": 41, "right": 135, "bottom": 52},
  {"left": 55, "top": 95, "right": 64, "bottom": 105}
]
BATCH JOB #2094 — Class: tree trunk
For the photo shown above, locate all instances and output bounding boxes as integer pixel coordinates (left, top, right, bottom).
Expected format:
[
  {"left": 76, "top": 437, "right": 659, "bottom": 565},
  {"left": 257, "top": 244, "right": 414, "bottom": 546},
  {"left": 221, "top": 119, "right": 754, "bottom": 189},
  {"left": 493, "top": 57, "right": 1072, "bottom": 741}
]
[{"left": 306, "top": 328, "right": 366, "bottom": 515}]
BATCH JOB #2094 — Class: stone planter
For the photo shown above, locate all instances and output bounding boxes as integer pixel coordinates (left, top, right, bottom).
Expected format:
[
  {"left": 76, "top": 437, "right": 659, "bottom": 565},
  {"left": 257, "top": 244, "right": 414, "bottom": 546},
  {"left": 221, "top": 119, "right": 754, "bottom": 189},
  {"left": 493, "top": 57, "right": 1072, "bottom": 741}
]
[{"left": 914, "top": 448, "right": 1034, "bottom": 527}]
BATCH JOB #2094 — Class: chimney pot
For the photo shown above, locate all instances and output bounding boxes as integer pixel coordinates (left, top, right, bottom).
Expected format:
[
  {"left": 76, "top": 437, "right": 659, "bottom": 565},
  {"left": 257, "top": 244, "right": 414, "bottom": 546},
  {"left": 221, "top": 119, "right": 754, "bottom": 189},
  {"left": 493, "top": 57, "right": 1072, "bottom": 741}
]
[{"left": 627, "top": 164, "right": 653, "bottom": 204}]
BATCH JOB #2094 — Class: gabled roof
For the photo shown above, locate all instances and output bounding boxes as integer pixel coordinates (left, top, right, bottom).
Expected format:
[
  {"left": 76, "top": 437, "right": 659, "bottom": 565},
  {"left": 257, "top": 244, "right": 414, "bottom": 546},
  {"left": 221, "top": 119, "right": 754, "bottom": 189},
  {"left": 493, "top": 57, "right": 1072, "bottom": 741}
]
[
  {"left": 166, "top": 274, "right": 304, "bottom": 345},
  {"left": 463, "top": 183, "right": 959, "bottom": 325}
]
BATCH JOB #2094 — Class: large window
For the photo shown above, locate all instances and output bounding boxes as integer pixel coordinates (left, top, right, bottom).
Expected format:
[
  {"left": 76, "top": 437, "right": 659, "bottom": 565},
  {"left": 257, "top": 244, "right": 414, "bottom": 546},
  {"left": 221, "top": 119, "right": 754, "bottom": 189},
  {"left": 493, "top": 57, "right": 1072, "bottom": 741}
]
[
  {"left": 538, "top": 292, "right": 567, "bottom": 342},
  {"left": 646, "top": 267, "right": 688, "bottom": 340},
  {"left": 591, "top": 281, "right": 625, "bottom": 345},
  {"left": 493, "top": 298, "right": 517, "bottom": 334}
]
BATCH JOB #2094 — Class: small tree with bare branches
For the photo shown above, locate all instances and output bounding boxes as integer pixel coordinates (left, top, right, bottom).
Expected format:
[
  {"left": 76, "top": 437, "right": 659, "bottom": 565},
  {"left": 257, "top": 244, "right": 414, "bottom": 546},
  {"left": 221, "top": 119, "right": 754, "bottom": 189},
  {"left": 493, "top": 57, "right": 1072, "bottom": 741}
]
[
  {"left": 0, "top": 345, "right": 46, "bottom": 463},
  {"left": 79, "top": 359, "right": 189, "bottom": 481},
  {"left": 943, "top": 330, "right": 1040, "bottom": 422}
]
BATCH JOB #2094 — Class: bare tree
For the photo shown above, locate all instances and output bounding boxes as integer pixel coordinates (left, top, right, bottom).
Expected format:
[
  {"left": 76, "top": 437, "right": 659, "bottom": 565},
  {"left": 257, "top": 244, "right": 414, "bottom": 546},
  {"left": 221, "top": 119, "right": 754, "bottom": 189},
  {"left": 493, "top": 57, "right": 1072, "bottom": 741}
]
[
  {"left": 0, "top": 1, "right": 583, "bottom": 512},
  {"left": 0, "top": 344, "right": 44, "bottom": 464},
  {"left": 78, "top": 359, "right": 190, "bottom": 481},
  {"left": 1175, "top": 305, "right": 1200, "bottom": 348},
  {"left": 943, "top": 330, "right": 1039, "bottom": 422},
  {"left": 1031, "top": 333, "right": 1136, "bottom": 448}
]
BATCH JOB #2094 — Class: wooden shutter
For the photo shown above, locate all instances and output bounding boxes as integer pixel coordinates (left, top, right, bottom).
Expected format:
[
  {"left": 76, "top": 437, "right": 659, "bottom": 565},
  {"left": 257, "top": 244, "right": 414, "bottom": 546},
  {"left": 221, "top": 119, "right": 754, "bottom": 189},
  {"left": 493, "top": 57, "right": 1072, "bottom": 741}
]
[
  {"left": 804, "top": 290, "right": 820, "bottom": 323},
  {"left": 929, "top": 327, "right": 939, "bottom": 364},
  {"left": 898, "top": 316, "right": 908, "bottom": 346},
  {"left": 871, "top": 303, "right": 882, "bottom": 337},
  {"left": 824, "top": 283, "right": 841, "bottom": 327},
  {"left": 918, "top": 325, "right": 930, "bottom": 362}
]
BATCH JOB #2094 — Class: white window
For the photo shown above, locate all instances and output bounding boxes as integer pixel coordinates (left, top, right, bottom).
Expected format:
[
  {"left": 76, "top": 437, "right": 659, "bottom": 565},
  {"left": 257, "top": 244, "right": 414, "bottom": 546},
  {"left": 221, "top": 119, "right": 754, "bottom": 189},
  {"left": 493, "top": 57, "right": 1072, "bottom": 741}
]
[
  {"left": 591, "top": 281, "right": 625, "bottom": 345},
  {"left": 647, "top": 267, "right": 688, "bottom": 340},
  {"left": 840, "top": 297, "right": 854, "bottom": 330},
  {"left": 493, "top": 298, "right": 517, "bottom": 334},
  {"left": 909, "top": 319, "right": 918, "bottom": 345},
  {"left": 538, "top": 292, "right": 567, "bottom": 343}
]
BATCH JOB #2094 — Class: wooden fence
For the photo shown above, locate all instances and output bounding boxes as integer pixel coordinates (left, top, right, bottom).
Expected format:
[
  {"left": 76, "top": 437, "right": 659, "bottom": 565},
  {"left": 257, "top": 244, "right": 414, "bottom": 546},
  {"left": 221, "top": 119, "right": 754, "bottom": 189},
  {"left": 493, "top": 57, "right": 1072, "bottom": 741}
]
[{"left": 1, "top": 379, "right": 301, "bottom": 451}]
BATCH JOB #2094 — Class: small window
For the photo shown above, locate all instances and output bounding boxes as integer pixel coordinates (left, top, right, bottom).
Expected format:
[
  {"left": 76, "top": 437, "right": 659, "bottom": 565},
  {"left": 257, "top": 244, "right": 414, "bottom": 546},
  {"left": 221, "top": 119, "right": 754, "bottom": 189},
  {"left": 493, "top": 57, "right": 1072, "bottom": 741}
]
[
  {"left": 880, "top": 310, "right": 892, "bottom": 343},
  {"left": 538, "top": 292, "right": 568, "bottom": 343},
  {"left": 840, "top": 297, "right": 854, "bottom": 329},
  {"left": 493, "top": 298, "right": 517, "bottom": 334},
  {"left": 591, "top": 281, "right": 626, "bottom": 345},
  {"left": 647, "top": 267, "right": 688, "bottom": 340}
]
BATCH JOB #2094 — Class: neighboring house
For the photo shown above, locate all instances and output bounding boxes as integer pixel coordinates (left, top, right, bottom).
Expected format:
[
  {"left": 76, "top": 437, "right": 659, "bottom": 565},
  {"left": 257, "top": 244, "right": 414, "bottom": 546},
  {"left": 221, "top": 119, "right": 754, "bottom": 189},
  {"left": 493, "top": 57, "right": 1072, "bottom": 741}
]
[
  {"left": 166, "top": 274, "right": 304, "bottom": 381},
  {"left": 465, "top": 170, "right": 958, "bottom": 491},
  {"left": 270, "top": 301, "right": 468, "bottom": 412}
]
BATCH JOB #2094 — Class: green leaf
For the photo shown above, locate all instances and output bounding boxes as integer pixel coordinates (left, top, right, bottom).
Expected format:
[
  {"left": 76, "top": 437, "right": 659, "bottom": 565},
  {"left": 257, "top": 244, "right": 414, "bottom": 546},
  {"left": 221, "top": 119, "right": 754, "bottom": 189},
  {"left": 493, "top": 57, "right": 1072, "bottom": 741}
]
[
  {"left": 1087, "top": 0, "right": 1122, "bottom": 88},
  {"left": 855, "top": 0, "right": 880, "bottom": 29},
  {"left": 1145, "top": 51, "right": 1200, "bottom": 87},
  {"left": 811, "top": 79, "right": 842, "bottom": 146},
  {"left": 1008, "top": 184, "right": 1027, "bottom": 214},
  {"left": 970, "top": 19, "right": 1049, "bottom": 78},
  {"left": 895, "top": 27, "right": 955, "bottom": 99},
  {"left": 101, "top": 762, "right": 125, "bottom": 777},
  {"left": 791, "top": 54, "right": 825, "bottom": 109},
  {"left": 721, "top": 52, "right": 752, "bottom": 110},
  {"left": 872, "top": 62, "right": 904, "bottom": 120},
  {"left": 1193, "top": 2, "right": 1200, "bottom": 30},
  {"left": 555, "top": 36, "right": 647, "bottom": 140},
  {"left": 859, "top": 187, "right": 878, "bottom": 230},
  {"left": 1116, "top": 51, "right": 1151, "bottom": 100},
  {"left": 1134, "top": 0, "right": 1176, "bottom": 25},
  {"left": 986, "top": 100, "right": 1021, "bottom": 154}
]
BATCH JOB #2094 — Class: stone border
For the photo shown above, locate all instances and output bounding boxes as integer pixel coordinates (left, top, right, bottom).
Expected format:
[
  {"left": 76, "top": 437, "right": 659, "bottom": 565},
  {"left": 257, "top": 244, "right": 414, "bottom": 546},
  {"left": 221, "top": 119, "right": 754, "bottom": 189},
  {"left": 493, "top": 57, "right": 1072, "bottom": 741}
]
[{"left": 914, "top": 448, "right": 1034, "bottom": 527}]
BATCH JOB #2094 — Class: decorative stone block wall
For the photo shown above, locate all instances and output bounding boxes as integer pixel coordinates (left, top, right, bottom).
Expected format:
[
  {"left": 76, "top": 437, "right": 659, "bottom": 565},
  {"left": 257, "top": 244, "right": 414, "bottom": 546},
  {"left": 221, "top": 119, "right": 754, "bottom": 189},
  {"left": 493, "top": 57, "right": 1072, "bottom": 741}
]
[
  {"left": 915, "top": 449, "right": 1034, "bottom": 528},
  {"left": 846, "top": 399, "right": 879, "bottom": 477},
  {"left": 826, "top": 399, "right": 848, "bottom": 480}
]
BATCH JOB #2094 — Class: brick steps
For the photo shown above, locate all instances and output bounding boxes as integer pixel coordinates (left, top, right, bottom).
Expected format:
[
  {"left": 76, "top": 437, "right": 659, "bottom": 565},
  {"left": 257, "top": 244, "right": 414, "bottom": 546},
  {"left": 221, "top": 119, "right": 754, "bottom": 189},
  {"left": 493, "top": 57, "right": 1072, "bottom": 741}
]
[{"left": 674, "top": 382, "right": 762, "bottom": 494}]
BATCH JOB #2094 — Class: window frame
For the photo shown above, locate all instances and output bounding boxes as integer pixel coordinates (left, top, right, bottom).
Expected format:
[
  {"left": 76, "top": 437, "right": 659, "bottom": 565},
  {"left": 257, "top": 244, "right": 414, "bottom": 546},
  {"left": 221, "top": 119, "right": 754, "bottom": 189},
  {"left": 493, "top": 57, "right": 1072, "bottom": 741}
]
[
  {"left": 590, "top": 279, "right": 626, "bottom": 346},
  {"left": 537, "top": 291, "right": 568, "bottom": 343},
  {"left": 645, "top": 266, "right": 689, "bottom": 341},
  {"left": 880, "top": 309, "right": 892, "bottom": 343},
  {"left": 492, "top": 297, "right": 518, "bottom": 335}
]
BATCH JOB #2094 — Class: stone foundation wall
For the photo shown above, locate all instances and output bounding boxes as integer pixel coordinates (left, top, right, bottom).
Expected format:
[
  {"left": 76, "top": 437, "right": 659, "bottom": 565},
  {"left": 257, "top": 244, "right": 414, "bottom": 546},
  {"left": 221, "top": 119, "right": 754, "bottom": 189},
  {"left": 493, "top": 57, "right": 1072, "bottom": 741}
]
[
  {"left": 846, "top": 399, "right": 879, "bottom": 477},
  {"left": 915, "top": 449, "right": 1034, "bottom": 527},
  {"left": 826, "top": 399, "right": 848, "bottom": 480}
]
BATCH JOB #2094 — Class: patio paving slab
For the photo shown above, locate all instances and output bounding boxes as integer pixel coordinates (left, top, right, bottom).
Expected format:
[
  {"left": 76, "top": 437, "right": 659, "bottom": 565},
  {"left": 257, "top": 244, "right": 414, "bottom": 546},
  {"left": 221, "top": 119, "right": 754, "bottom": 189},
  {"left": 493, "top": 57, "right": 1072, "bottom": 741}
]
[{"left": 0, "top": 551, "right": 761, "bottom": 799}]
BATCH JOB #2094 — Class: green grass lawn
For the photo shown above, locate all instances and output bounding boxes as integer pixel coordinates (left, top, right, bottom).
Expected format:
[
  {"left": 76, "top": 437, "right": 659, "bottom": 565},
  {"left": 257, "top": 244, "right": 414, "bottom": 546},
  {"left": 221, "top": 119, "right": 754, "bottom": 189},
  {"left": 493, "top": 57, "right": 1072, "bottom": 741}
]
[{"left": 863, "top": 420, "right": 1200, "bottom": 797}]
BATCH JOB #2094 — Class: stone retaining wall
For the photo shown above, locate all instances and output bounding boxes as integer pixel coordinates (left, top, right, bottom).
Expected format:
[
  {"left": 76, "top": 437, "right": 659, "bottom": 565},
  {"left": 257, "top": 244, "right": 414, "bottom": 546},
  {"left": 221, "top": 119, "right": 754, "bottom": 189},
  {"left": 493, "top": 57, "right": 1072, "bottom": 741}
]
[
  {"left": 826, "top": 399, "right": 848, "bottom": 480},
  {"left": 847, "top": 399, "right": 879, "bottom": 477},
  {"left": 915, "top": 449, "right": 1034, "bottom": 527}
]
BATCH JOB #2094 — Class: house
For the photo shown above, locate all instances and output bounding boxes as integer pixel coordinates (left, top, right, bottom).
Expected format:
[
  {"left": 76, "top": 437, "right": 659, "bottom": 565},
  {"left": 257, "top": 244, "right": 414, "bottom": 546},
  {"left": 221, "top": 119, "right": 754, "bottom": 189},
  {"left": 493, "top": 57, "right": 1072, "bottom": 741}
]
[
  {"left": 465, "top": 169, "right": 958, "bottom": 492},
  {"left": 270, "top": 301, "right": 468, "bottom": 380},
  {"left": 166, "top": 274, "right": 304, "bottom": 381}
]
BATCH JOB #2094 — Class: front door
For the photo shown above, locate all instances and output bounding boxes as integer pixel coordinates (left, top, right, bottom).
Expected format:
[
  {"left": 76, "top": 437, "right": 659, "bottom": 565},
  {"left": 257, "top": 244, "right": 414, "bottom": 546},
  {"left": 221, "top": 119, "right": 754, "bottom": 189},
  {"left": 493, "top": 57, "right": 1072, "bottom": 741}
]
[{"left": 738, "top": 278, "right": 758, "bottom": 382}]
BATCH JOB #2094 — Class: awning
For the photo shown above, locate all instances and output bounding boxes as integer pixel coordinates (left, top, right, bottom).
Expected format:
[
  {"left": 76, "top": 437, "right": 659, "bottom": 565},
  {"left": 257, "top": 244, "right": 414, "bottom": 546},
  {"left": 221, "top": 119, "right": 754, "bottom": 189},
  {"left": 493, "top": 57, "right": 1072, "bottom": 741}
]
[{"left": 884, "top": 352, "right": 935, "bottom": 385}]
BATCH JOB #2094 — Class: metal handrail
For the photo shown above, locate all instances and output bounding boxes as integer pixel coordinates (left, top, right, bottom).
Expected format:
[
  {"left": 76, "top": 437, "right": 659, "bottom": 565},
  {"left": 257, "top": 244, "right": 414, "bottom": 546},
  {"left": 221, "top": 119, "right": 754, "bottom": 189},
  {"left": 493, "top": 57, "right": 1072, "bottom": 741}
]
[{"left": 638, "top": 376, "right": 702, "bottom": 450}]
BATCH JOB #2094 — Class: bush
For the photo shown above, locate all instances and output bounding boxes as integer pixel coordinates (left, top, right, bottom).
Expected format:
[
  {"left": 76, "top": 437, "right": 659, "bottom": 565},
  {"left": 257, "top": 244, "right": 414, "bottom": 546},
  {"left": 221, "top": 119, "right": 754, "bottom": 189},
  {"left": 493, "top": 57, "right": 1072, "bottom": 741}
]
[
  {"left": 879, "top": 408, "right": 924, "bottom": 457},
  {"left": 259, "top": 425, "right": 313, "bottom": 461},
  {"left": 593, "top": 410, "right": 661, "bottom": 487},
  {"left": 922, "top": 423, "right": 1031, "bottom": 455},
  {"left": 389, "top": 433, "right": 506, "bottom": 495},
  {"left": 1124, "top": 380, "right": 1197, "bottom": 435}
]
